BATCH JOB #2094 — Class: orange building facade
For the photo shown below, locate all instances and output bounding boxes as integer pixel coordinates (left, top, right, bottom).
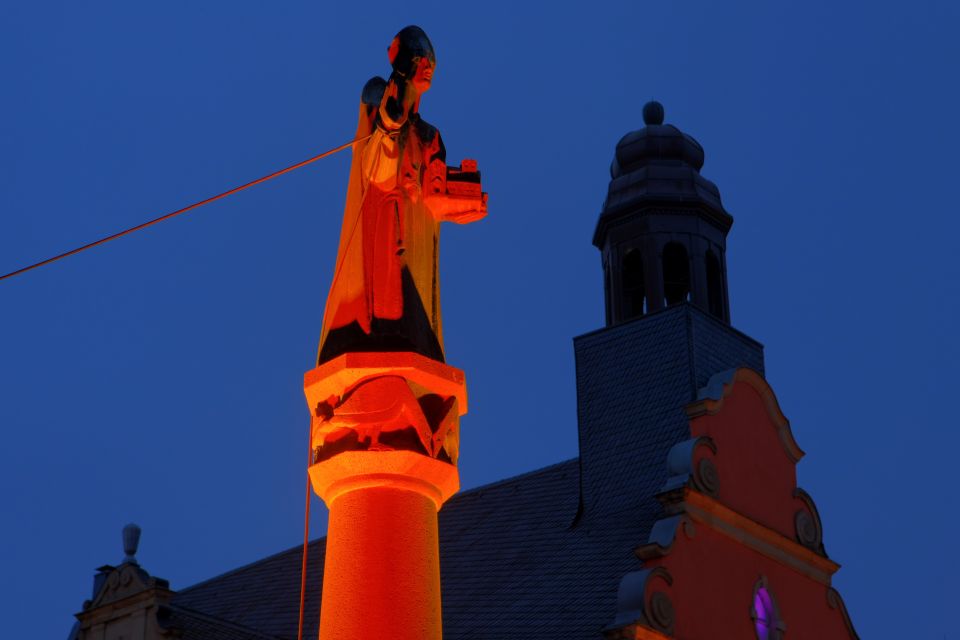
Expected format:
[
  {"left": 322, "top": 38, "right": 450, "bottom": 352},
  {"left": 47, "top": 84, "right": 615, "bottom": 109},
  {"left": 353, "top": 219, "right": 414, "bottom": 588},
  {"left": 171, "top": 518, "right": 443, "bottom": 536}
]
[{"left": 603, "top": 369, "right": 855, "bottom": 639}]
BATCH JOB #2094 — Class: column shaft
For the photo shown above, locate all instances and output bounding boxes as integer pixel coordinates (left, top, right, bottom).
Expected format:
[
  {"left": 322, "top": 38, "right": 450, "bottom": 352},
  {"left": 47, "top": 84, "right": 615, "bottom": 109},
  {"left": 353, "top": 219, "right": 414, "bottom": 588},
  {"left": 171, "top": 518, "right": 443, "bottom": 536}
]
[{"left": 319, "top": 486, "right": 442, "bottom": 640}]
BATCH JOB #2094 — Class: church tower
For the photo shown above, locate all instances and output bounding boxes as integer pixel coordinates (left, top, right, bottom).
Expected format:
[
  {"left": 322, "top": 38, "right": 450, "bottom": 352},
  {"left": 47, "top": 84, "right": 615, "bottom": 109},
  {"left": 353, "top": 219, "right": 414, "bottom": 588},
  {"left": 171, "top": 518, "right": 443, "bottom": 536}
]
[
  {"left": 576, "top": 101, "right": 760, "bottom": 521},
  {"left": 576, "top": 103, "right": 858, "bottom": 639},
  {"left": 595, "top": 101, "right": 732, "bottom": 325}
]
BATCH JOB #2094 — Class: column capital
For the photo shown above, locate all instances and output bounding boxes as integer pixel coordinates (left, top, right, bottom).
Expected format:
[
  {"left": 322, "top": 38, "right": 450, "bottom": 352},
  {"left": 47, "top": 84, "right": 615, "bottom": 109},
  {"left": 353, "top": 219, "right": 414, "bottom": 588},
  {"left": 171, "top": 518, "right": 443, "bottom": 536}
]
[
  {"left": 304, "top": 352, "right": 468, "bottom": 465},
  {"left": 309, "top": 450, "right": 460, "bottom": 509}
]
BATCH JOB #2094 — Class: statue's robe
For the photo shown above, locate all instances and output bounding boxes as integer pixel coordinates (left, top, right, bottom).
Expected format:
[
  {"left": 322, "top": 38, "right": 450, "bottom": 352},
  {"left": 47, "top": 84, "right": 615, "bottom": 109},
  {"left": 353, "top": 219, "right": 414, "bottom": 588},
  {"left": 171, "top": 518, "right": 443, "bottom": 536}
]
[{"left": 318, "top": 102, "right": 450, "bottom": 365}]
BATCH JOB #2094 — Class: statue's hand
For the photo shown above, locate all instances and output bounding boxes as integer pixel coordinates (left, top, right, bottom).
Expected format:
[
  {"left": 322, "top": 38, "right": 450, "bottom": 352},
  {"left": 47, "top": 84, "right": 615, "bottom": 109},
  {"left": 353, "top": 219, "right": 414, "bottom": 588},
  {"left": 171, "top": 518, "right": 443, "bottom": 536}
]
[
  {"left": 424, "top": 159, "right": 486, "bottom": 222},
  {"left": 425, "top": 192, "right": 487, "bottom": 224}
]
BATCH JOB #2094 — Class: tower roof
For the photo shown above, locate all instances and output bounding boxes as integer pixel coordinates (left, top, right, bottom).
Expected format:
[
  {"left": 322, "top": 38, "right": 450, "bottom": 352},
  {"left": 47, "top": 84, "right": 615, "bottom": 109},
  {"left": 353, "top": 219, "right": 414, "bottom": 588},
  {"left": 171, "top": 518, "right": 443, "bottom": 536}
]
[
  {"left": 610, "top": 101, "right": 705, "bottom": 176},
  {"left": 595, "top": 101, "right": 731, "bottom": 248}
]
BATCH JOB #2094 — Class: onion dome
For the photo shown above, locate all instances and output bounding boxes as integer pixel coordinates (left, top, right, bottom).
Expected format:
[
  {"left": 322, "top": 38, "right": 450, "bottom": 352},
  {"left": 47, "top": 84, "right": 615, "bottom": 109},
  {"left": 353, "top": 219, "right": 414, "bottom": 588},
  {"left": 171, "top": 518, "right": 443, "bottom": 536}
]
[
  {"left": 593, "top": 101, "right": 735, "bottom": 325},
  {"left": 595, "top": 101, "right": 731, "bottom": 248}
]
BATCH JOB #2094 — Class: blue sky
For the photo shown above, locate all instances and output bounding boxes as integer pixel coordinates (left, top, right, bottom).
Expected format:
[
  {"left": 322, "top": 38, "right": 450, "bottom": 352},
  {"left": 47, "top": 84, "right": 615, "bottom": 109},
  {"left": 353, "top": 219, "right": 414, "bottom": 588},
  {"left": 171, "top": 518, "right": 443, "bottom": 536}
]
[{"left": 2, "top": 2, "right": 958, "bottom": 638}]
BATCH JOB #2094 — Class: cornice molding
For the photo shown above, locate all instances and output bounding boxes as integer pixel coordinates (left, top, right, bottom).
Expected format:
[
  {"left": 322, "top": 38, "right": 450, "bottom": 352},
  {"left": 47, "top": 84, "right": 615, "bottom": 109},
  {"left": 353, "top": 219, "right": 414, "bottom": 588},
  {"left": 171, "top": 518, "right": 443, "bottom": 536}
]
[
  {"left": 681, "top": 489, "right": 839, "bottom": 584},
  {"left": 77, "top": 586, "right": 173, "bottom": 628},
  {"left": 594, "top": 204, "right": 733, "bottom": 248}
]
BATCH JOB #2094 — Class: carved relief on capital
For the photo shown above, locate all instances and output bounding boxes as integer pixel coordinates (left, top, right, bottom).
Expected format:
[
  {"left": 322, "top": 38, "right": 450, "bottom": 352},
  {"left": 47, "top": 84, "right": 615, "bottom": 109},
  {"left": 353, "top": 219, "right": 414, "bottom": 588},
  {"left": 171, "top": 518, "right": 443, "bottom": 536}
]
[
  {"left": 312, "top": 375, "right": 460, "bottom": 464},
  {"left": 304, "top": 352, "right": 466, "bottom": 466}
]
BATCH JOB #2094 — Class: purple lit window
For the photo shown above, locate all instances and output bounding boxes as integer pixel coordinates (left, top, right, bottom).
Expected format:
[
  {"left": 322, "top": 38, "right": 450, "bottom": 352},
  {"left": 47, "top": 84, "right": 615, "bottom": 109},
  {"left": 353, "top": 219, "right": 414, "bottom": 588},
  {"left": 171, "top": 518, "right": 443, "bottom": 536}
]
[
  {"left": 752, "top": 584, "right": 785, "bottom": 640},
  {"left": 753, "top": 587, "right": 774, "bottom": 639}
]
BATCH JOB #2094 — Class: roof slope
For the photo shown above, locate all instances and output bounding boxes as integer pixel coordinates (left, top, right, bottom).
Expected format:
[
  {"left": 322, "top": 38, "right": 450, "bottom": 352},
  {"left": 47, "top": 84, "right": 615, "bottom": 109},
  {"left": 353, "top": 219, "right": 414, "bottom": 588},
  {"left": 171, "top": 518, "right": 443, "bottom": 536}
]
[
  {"left": 438, "top": 459, "right": 658, "bottom": 639},
  {"left": 172, "top": 530, "right": 327, "bottom": 638},
  {"left": 174, "top": 458, "right": 660, "bottom": 640},
  {"left": 158, "top": 605, "right": 284, "bottom": 640}
]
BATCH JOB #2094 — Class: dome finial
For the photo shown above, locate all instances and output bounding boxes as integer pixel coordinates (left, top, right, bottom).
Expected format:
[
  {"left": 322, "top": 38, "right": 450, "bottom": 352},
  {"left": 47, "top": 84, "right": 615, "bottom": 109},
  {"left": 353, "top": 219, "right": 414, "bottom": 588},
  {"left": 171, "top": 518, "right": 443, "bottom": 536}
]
[
  {"left": 643, "top": 101, "right": 664, "bottom": 125},
  {"left": 122, "top": 523, "right": 141, "bottom": 565}
]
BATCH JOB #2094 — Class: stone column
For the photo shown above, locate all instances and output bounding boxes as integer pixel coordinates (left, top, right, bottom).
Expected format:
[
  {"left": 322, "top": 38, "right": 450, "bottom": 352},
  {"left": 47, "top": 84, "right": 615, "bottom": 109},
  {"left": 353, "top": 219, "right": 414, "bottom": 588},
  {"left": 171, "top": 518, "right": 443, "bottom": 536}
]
[
  {"left": 304, "top": 352, "right": 466, "bottom": 640},
  {"left": 309, "top": 452, "right": 458, "bottom": 640}
]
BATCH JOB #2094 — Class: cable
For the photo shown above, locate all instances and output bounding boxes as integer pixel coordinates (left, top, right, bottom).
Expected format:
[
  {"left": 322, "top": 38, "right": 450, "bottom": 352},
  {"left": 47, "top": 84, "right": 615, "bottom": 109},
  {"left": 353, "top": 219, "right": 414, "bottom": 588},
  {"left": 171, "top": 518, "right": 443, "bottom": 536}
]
[
  {"left": 0, "top": 134, "right": 371, "bottom": 283},
  {"left": 297, "top": 424, "right": 315, "bottom": 640},
  {"left": 3, "top": 132, "right": 364, "bottom": 632}
]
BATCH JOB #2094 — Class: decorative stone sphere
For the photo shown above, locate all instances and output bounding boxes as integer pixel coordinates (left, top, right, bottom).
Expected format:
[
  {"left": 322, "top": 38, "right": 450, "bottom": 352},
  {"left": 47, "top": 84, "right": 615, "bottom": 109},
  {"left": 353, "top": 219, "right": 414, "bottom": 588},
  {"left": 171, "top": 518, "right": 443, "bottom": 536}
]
[{"left": 643, "top": 101, "right": 665, "bottom": 126}]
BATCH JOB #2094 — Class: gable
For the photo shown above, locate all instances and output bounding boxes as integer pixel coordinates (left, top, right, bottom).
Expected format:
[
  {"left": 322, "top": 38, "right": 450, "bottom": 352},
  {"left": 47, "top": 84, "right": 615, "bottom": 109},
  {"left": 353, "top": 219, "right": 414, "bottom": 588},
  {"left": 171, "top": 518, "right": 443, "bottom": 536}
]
[{"left": 685, "top": 368, "right": 805, "bottom": 539}]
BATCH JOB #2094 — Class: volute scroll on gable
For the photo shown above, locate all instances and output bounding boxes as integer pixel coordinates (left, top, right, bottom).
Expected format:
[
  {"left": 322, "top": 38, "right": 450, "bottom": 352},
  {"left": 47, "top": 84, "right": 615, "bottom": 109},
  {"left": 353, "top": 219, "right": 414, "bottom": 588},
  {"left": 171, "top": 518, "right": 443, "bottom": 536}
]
[
  {"left": 682, "top": 367, "right": 832, "bottom": 547},
  {"left": 659, "top": 436, "right": 719, "bottom": 499},
  {"left": 793, "top": 487, "right": 827, "bottom": 557}
]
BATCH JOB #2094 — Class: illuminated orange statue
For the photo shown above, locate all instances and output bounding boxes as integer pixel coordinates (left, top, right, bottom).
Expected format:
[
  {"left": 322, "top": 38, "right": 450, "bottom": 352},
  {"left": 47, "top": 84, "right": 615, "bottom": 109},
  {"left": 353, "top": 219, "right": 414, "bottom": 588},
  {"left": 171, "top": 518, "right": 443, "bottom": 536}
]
[
  {"left": 318, "top": 26, "right": 486, "bottom": 366},
  {"left": 304, "top": 26, "right": 486, "bottom": 640}
]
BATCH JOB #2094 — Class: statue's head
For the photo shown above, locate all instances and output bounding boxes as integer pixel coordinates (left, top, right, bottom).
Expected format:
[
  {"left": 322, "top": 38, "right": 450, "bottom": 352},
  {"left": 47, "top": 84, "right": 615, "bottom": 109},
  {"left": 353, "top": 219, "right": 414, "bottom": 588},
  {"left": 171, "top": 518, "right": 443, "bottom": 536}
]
[{"left": 388, "top": 26, "right": 435, "bottom": 93}]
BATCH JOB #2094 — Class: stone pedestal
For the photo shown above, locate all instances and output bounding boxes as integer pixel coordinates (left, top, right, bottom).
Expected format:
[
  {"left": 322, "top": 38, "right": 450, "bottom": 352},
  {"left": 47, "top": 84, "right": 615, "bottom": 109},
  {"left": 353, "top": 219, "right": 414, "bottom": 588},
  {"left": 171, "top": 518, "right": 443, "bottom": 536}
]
[{"left": 304, "top": 352, "right": 466, "bottom": 640}]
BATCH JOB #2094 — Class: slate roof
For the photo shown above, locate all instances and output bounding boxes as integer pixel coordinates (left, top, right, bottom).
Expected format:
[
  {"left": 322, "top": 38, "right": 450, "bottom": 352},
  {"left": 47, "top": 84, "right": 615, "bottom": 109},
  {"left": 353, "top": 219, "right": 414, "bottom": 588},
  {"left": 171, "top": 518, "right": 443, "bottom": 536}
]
[
  {"left": 575, "top": 304, "right": 763, "bottom": 519},
  {"left": 157, "top": 605, "right": 284, "bottom": 640},
  {"left": 437, "top": 459, "right": 649, "bottom": 639},
  {"left": 174, "top": 458, "right": 649, "bottom": 640},
  {"left": 172, "top": 534, "right": 328, "bottom": 639},
  {"left": 172, "top": 304, "right": 765, "bottom": 639}
]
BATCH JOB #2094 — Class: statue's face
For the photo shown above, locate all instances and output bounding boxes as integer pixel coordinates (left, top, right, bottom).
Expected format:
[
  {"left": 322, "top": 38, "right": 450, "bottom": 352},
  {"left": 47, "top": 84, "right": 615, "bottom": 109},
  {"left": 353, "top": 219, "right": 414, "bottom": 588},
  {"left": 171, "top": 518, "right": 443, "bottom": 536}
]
[{"left": 411, "top": 56, "right": 435, "bottom": 94}]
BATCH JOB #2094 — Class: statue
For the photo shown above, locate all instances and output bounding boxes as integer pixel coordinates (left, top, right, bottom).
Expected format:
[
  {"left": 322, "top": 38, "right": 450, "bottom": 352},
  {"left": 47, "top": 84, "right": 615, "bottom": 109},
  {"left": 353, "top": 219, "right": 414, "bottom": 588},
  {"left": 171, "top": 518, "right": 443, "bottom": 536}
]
[
  {"left": 308, "top": 26, "right": 487, "bottom": 465},
  {"left": 318, "top": 25, "right": 487, "bottom": 365}
]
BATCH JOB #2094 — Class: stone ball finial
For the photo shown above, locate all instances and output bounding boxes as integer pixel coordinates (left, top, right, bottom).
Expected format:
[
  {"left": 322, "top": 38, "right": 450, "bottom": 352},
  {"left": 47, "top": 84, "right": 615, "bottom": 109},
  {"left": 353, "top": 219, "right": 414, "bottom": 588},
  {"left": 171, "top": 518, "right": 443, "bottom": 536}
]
[
  {"left": 122, "top": 523, "right": 141, "bottom": 565},
  {"left": 643, "top": 101, "right": 665, "bottom": 125}
]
